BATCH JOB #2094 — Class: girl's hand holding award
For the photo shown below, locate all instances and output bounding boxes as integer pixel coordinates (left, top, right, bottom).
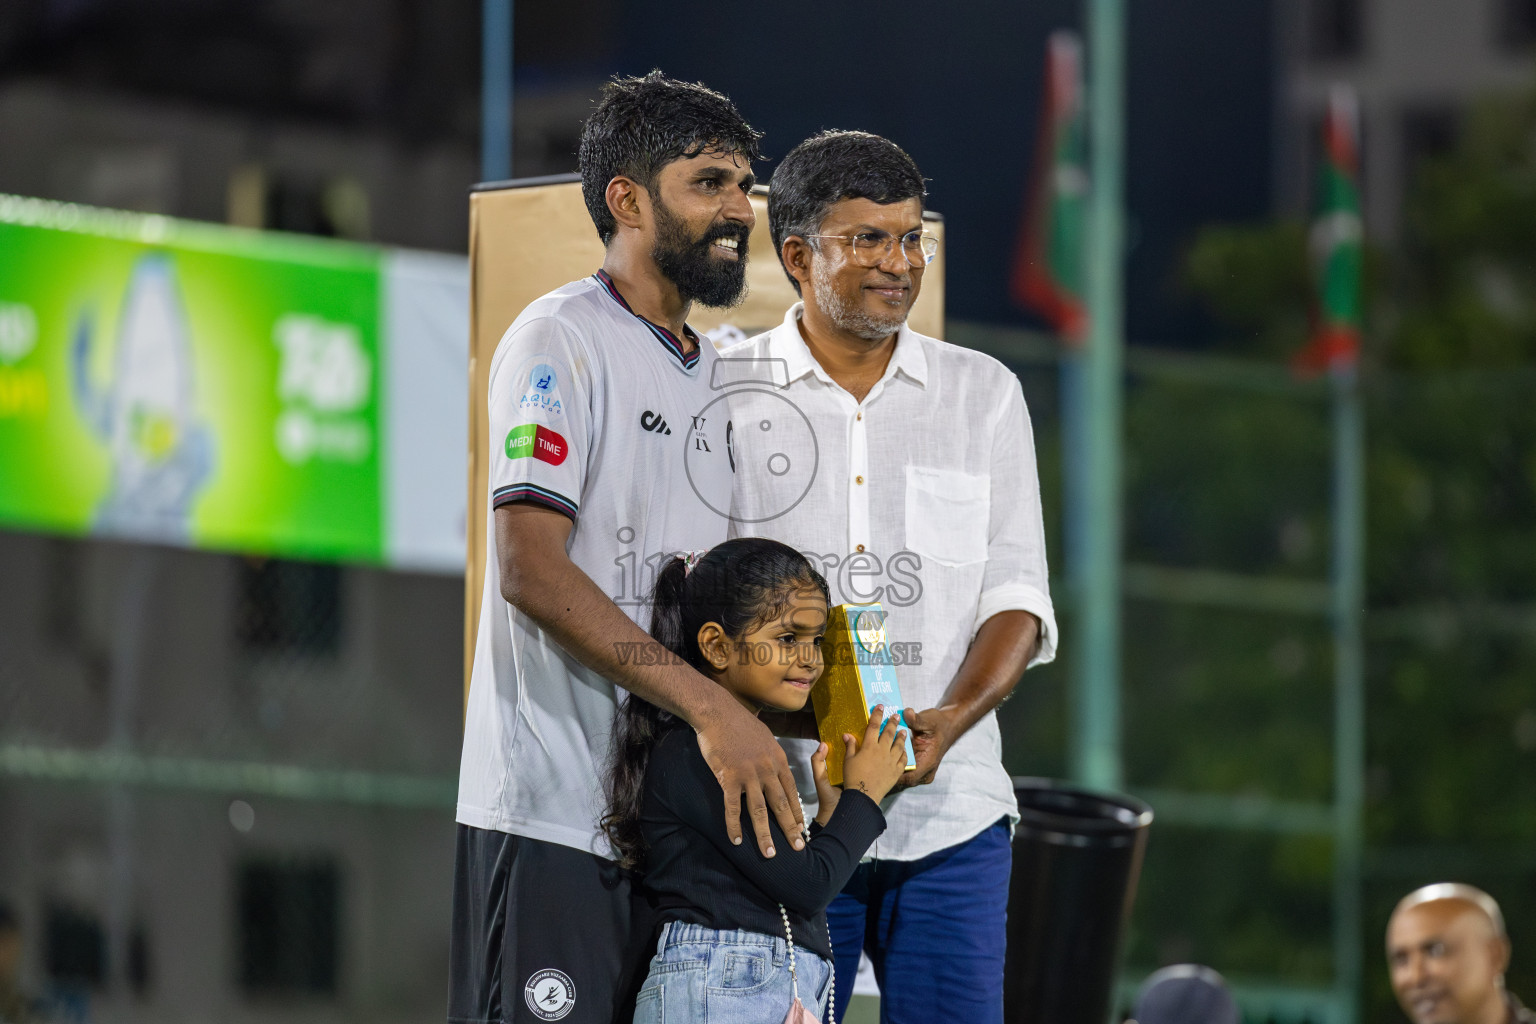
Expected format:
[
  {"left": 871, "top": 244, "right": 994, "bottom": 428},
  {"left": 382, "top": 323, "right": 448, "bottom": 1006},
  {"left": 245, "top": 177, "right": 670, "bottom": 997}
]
[{"left": 811, "top": 706, "right": 910, "bottom": 827}]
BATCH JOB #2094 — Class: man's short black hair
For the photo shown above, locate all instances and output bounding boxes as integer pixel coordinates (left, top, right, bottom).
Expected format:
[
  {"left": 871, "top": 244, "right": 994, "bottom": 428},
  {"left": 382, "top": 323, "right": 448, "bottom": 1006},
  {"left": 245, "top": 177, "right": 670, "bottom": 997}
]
[
  {"left": 767, "top": 131, "right": 927, "bottom": 294},
  {"left": 578, "top": 71, "right": 762, "bottom": 245}
]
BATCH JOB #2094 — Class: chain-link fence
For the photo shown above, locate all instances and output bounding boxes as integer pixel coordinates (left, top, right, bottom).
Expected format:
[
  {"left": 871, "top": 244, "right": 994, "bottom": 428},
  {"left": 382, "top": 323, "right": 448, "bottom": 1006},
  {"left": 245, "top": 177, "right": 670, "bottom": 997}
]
[{"left": 2, "top": 330, "right": 1534, "bottom": 1024}]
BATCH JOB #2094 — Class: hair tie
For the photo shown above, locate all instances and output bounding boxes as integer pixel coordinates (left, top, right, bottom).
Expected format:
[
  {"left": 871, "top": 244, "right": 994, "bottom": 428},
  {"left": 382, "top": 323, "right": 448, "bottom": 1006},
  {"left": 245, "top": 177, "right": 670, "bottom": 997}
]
[{"left": 682, "top": 550, "right": 703, "bottom": 576}]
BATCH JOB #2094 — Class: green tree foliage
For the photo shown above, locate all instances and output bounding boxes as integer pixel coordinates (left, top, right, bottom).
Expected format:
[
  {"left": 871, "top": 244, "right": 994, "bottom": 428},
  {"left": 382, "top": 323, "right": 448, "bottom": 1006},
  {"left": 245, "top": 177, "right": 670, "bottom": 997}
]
[
  {"left": 1162, "top": 84, "right": 1536, "bottom": 1022},
  {"left": 1183, "top": 220, "right": 1313, "bottom": 362},
  {"left": 1398, "top": 91, "right": 1536, "bottom": 369}
]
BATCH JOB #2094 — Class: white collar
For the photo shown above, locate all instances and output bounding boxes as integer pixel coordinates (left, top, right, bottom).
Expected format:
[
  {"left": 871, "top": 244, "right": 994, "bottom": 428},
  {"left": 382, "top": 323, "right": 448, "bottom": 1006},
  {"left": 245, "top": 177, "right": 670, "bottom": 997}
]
[{"left": 764, "top": 302, "right": 929, "bottom": 390}]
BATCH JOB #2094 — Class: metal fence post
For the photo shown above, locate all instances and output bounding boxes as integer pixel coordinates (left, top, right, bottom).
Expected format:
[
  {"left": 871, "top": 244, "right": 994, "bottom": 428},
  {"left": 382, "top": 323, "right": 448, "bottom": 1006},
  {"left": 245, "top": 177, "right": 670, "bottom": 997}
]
[{"left": 1073, "top": 0, "right": 1126, "bottom": 793}]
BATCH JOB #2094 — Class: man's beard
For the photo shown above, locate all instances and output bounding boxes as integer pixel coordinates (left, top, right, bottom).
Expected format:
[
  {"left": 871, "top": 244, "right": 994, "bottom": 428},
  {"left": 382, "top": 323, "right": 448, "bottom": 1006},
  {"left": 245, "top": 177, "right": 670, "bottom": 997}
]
[
  {"left": 810, "top": 259, "right": 908, "bottom": 341},
  {"left": 650, "top": 196, "right": 750, "bottom": 309}
]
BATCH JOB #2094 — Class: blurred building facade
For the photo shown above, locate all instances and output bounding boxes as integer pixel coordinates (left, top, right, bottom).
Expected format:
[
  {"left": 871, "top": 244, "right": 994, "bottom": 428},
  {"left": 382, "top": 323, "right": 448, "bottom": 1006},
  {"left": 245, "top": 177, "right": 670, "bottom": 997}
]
[
  {"left": 1277, "top": 0, "right": 1536, "bottom": 235},
  {"left": 0, "top": 0, "right": 608, "bottom": 248},
  {"left": 0, "top": 533, "right": 464, "bottom": 1022}
]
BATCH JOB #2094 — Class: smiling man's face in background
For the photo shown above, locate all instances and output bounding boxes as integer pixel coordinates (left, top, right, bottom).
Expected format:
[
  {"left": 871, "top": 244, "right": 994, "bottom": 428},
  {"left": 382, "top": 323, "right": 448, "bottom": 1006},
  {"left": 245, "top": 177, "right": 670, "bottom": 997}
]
[{"left": 1387, "top": 898, "right": 1511, "bottom": 1024}]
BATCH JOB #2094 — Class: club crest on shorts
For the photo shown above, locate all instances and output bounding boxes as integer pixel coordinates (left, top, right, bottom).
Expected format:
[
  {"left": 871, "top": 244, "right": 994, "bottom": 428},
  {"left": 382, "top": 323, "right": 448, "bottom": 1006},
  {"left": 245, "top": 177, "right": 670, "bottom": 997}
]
[{"left": 524, "top": 968, "right": 576, "bottom": 1020}]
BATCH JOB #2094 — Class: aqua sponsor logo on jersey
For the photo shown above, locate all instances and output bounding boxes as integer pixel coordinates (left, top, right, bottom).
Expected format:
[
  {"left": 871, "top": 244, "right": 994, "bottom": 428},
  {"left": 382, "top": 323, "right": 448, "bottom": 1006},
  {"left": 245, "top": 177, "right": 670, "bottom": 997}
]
[
  {"left": 530, "top": 364, "right": 556, "bottom": 393},
  {"left": 504, "top": 423, "right": 568, "bottom": 465},
  {"left": 518, "top": 362, "right": 563, "bottom": 417}
]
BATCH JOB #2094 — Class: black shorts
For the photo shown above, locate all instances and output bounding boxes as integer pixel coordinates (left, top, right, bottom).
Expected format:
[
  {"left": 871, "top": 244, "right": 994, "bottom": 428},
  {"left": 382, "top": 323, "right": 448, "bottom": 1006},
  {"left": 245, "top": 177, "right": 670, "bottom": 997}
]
[{"left": 448, "top": 825, "right": 657, "bottom": 1024}]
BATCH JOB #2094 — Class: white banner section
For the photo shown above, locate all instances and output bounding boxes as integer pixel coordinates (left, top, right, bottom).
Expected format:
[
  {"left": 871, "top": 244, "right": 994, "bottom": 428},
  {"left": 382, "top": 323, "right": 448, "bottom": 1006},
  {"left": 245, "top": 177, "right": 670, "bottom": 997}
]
[{"left": 382, "top": 249, "right": 469, "bottom": 574}]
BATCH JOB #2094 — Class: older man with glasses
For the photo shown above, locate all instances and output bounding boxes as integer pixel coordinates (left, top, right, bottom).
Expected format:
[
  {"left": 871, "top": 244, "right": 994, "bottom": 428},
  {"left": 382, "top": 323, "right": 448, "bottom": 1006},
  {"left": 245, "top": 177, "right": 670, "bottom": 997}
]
[{"left": 722, "top": 130, "right": 1058, "bottom": 1024}]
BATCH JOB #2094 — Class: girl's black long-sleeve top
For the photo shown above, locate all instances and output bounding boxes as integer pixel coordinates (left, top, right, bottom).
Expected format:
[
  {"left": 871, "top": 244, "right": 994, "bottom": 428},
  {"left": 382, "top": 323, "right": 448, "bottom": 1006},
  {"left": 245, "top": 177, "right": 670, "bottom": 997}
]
[{"left": 638, "top": 723, "right": 886, "bottom": 960}]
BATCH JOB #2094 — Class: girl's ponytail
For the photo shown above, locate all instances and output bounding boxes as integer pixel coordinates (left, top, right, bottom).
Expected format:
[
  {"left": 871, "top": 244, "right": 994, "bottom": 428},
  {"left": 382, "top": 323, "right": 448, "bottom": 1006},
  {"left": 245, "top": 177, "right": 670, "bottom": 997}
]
[
  {"left": 602, "top": 555, "right": 688, "bottom": 868},
  {"left": 648, "top": 554, "right": 691, "bottom": 661}
]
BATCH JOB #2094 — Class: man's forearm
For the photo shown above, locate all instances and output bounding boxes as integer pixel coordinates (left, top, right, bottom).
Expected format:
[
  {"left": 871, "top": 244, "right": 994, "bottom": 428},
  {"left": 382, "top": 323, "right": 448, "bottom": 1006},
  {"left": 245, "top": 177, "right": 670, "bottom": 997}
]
[
  {"left": 898, "top": 610, "right": 1039, "bottom": 787},
  {"left": 937, "top": 610, "right": 1040, "bottom": 732},
  {"left": 497, "top": 513, "right": 735, "bottom": 729}
]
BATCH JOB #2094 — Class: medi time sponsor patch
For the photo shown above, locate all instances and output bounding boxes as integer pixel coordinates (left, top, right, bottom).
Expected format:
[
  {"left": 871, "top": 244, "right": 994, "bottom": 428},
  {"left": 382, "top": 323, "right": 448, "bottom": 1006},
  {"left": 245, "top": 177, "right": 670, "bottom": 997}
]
[{"left": 504, "top": 423, "right": 568, "bottom": 465}]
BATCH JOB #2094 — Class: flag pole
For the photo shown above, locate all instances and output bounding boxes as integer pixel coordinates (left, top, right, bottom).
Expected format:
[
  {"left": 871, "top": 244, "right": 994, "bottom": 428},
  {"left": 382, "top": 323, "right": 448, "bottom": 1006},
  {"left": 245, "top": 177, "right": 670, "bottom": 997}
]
[
  {"left": 1314, "top": 84, "right": 1366, "bottom": 1024},
  {"left": 1331, "top": 353, "right": 1366, "bottom": 1024}
]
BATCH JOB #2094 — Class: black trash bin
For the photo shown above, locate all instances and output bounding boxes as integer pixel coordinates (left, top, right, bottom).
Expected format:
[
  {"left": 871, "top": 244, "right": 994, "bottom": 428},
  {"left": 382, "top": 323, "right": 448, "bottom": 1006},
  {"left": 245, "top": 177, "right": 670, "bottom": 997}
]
[{"left": 1004, "top": 778, "right": 1153, "bottom": 1024}]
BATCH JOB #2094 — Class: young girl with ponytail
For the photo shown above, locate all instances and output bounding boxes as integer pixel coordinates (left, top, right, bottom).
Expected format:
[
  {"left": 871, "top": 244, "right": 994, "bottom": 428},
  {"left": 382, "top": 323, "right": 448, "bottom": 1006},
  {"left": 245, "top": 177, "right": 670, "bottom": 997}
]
[{"left": 604, "top": 537, "right": 909, "bottom": 1024}]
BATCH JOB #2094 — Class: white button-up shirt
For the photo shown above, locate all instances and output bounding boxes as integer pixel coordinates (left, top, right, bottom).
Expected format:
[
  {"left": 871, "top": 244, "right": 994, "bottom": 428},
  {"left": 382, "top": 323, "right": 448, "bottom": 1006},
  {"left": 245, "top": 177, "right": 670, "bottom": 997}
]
[{"left": 720, "top": 303, "right": 1058, "bottom": 861}]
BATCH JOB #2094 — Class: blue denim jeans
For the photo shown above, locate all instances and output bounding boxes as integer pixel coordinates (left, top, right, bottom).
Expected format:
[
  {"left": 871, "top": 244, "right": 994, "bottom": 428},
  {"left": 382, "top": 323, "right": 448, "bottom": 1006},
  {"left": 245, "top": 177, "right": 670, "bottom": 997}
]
[
  {"left": 826, "top": 818, "right": 1013, "bottom": 1024},
  {"left": 632, "top": 922, "right": 833, "bottom": 1024}
]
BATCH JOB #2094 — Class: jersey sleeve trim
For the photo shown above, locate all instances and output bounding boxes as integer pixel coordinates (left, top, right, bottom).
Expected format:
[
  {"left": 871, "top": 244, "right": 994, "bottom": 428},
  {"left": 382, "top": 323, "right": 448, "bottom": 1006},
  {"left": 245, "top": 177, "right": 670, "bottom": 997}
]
[{"left": 491, "top": 482, "right": 579, "bottom": 520}]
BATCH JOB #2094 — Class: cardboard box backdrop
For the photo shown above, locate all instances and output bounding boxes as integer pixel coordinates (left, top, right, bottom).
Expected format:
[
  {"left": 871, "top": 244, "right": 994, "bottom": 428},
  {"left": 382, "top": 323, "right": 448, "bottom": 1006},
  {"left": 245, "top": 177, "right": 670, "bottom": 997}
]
[{"left": 465, "top": 176, "right": 945, "bottom": 693}]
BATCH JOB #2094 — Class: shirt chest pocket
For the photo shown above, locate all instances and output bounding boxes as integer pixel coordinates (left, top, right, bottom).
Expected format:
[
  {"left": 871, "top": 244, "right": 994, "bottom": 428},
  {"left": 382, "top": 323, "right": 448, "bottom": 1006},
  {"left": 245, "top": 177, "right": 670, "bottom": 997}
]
[{"left": 904, "top": 466, "right": 990, "bottom": 565}]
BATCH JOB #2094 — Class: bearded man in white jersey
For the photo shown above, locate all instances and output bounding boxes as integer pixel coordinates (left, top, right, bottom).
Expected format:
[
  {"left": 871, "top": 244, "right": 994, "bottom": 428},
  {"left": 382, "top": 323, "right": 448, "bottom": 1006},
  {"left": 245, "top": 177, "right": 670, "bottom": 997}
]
[{"left": 450, "top": 72, "right": 808, "bottom": 1024}]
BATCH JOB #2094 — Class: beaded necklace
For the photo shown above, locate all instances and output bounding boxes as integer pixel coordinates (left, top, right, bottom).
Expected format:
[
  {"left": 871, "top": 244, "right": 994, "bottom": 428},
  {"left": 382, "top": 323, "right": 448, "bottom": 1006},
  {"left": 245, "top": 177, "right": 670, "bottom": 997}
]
[{"left": 778, "top": 790, "right": 835, "bottom": 1021}]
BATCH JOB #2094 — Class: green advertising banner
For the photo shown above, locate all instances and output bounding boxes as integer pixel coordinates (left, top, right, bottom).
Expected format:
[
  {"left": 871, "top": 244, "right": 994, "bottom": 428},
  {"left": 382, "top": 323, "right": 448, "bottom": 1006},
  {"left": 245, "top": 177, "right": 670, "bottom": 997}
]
[{"left": 0, "top": 195, "right": 385, "bottom": 562}]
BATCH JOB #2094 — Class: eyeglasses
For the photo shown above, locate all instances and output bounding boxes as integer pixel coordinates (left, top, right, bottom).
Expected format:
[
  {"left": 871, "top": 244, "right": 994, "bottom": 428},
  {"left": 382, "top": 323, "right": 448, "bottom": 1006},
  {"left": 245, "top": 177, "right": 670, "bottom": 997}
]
[{"left": 803, "top": 230, "right": 941, "bottom": 268}]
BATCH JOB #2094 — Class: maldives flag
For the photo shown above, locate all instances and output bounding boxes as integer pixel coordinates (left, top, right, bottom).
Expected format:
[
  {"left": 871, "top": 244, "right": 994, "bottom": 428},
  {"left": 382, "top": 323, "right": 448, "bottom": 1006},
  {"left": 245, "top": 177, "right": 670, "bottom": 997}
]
[
  {"left": 1010, "top": 31, "right": 1088, "bottom": 343},
  {"left": 1295, "top": 85, "right": 1364, "bottom": 373}
]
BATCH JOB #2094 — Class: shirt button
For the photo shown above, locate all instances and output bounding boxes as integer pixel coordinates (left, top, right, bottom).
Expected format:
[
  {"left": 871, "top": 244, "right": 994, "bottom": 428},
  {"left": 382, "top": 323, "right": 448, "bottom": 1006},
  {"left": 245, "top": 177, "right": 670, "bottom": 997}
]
[
  {"left": 856, "top": 544, "right": 865, "bottom": 553},
  {"left": 856, "top": 411, "right": 863, "bottom": 421},
  {"left": 855, "top": 475, "right": 864, "bottom": 485}
]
